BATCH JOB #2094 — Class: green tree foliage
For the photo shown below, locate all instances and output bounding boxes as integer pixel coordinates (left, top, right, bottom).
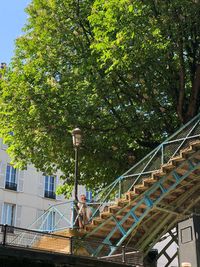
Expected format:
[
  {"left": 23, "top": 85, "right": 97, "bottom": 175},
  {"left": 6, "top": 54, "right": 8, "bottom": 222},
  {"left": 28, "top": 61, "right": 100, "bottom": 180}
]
[
  {"left": 90, "top": 0, "right": 200, "bottom": 123},
  {"left": 0, "top": 0, "right": 200, "bottom": 193}
]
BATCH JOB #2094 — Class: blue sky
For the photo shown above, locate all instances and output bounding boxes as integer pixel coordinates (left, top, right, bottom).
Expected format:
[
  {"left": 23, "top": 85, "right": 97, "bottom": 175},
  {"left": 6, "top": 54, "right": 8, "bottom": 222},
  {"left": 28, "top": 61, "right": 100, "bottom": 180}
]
[{"left": 0, "top": 0, "right": 31, "bottom": 64}]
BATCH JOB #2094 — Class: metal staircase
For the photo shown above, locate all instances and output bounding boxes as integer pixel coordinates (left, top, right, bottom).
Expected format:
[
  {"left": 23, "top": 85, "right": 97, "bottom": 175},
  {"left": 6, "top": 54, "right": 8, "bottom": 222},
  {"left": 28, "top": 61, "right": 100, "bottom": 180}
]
[
  {"left": 13, "top": 113, "right": 200, "bottom": 265},
  {"left": 84, "top": 140, "right": 200, "bottom": 256},
  {"left": 82, "top": 113, "right": 200, "bottom": 259}
]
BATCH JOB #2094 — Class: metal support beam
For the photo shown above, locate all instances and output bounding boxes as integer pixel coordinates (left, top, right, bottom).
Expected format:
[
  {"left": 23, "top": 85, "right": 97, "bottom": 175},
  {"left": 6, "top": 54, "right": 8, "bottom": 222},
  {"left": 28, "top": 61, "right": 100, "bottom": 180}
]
[
  {"left": 143, "top": 187, "right": 200, "bottom": 256},
  {"left": 112, "top": 216, "right": 127, "bottom": 236},
  {"left": 155, "top": 206, "right": 184, "bottom": 217},
  {"left": 90, "top": 157, "right": 200, "bottom": 257}
]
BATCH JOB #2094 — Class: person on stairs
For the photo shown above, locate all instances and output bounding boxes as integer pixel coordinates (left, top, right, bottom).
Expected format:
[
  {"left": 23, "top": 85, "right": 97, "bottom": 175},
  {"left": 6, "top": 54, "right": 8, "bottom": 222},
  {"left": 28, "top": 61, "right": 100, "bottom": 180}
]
[{"left": 78, "top": 194, "right": 92, "bottom": 228}]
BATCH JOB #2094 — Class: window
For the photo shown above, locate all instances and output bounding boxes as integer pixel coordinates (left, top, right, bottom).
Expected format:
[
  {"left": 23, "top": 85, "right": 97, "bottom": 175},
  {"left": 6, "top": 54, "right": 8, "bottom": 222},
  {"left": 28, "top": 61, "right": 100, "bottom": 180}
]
[
  {"left": 44, "top": 176, "right": 56, "bottom": 199},
  {"left": 2, "top": 203, "right": 15, "bottom": 226},
  {"left": 86, "top": 191, "right": 92, "bottom": 202},
  {"left": 43, "top": 211, "right": 55, "bottom": 232},
  {"left": 5, "top": 164, "right": 17, "bottom": 191},
  {"left": 181, "top": 226, "right": 193, "bottom": 244}
]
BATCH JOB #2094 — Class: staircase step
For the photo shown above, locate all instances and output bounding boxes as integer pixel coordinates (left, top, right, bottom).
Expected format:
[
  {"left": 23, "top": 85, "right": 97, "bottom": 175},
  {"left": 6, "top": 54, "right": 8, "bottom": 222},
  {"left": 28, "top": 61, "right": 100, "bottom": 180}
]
[
  {"left": 143, "top": 178, "right": 157, "bottom": 186},
  {"left": 161, "top": 162, "right": 176, "bottom": 173},
  {"left": 190, "top": 140, "right": 200, "bottom": 147},
  {"left": 100, "top": 212, "right": 113, "bottom": 220},
  {"left": 180, "top": 147, "right": 196, "bottom": 157},
  {"left": 125, "top": 191, "right": 139, "bottom": 201},
  {"left": 117, "top": 198, "right": 129, "bottom": 207},
  {"left": 134, "top": 185, "right": 148, "bottom": 194},
  {"left": 100, "top": 205, "right": 145, "bottom": 221},
  {"left": 108, "top": 205, "right": 122, "bottom": 213},
  {"left": 151, "top": 171, "right": 165, "bottom": 180},
  {"left": 169, "top": 156, "right": 185, "bottom": 167}
]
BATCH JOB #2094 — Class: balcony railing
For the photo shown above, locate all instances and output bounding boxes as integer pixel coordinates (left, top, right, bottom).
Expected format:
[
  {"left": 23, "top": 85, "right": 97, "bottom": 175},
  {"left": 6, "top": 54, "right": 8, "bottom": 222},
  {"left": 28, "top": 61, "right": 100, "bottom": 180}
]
[
  {"left": 5, "top": 181, "right": 17, "bottom": 191},
  {"left": 44, "top": 191, "right": 56, "bottom": 199}
]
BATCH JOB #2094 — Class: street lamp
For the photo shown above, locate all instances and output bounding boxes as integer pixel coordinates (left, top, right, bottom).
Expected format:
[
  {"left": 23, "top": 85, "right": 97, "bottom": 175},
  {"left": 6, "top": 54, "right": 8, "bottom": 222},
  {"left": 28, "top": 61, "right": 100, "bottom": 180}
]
[
  {"left": 72, "top": 127, "right": 82, "bottom": 228},
  {"left": 72, "top": 127, "right": 82, "bottom": 202}
]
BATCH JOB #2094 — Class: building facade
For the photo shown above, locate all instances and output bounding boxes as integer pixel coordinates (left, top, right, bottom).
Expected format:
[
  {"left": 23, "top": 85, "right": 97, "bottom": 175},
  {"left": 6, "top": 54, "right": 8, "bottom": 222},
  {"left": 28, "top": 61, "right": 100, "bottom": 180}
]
[{"left": 0, "top": 138, "right": 85, "bottom": 230}]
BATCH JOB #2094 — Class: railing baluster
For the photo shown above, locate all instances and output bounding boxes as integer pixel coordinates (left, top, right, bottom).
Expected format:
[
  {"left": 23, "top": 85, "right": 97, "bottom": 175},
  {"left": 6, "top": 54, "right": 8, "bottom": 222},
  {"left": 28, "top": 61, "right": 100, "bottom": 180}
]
[
  {"left": 2, "top": 224, "right": 7, "bottom": 246},
  {"left": 161, "top": 144, "right": 164, "bottom": 165},
  {"left": 70, "top": 236, "right": 73, "bottom": 254},
  {"left": 122, "top": 245, "right": 126, "bottom": 263}
]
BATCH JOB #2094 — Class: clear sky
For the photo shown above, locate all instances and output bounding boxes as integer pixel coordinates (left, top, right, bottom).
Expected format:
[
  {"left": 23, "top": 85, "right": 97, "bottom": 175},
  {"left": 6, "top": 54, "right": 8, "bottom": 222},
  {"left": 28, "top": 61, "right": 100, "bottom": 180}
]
[{"left": 0, "top": 0, "right": 31, "bottom": 64}]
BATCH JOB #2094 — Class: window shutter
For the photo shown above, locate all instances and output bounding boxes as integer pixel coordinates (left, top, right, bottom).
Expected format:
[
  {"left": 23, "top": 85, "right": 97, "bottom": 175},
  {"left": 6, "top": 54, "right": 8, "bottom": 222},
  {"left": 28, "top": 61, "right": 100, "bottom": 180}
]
[
  {"left": 15, "top": 205, "right": 22, "bottom": 227},
  {"left": 38, "top": 175, "right": 44, "bottom": 197},
  {"left": 1, "top": 139, "right": 8, "bottom": 150},
  {"left": 17, "top": 170, "right": 24, "bottom": 192},
  {"left": 0, "top": 162, "right": 6, "bottom": 188}
]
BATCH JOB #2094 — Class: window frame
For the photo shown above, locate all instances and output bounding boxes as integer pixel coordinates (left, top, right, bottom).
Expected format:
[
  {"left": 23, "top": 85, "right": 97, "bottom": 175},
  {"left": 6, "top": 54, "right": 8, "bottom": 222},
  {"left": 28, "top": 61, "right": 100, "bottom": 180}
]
[
  {"left": 43, "top": 210, "right": 56, "bottom": 232},
  {"left": 5, "top": 164, "right": 17, "bottom": 191},
  {"left": 2, "top": 203, "right": 16, "bottom": 226},
  {"left": 44, "top": 175, "right": 56, "bottom": 199}
]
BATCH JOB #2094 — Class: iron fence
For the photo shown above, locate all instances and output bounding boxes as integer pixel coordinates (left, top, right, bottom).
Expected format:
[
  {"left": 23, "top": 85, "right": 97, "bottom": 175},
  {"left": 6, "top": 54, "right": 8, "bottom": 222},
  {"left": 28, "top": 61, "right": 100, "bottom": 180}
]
[{"left": 0, "top": 224, "right": 142, "bottom": 266}]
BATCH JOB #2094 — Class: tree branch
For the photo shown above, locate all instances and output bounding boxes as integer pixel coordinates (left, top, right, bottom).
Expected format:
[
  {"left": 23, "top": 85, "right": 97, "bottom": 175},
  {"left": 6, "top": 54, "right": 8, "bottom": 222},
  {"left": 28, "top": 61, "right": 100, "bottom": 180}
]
[{"left": 76, "top": 0, "right": 92, "bottom": 46}]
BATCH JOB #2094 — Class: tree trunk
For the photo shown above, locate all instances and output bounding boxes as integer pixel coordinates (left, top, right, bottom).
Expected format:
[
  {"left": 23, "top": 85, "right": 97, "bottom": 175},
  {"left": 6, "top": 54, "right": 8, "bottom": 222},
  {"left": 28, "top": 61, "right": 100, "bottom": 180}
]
[{"left": 185, "top": 64, "right": 200, "bottom": 122}]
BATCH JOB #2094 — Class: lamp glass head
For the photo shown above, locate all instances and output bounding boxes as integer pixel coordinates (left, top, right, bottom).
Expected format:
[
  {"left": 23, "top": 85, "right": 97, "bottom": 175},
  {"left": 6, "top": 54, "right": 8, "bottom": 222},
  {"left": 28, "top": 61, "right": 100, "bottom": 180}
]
[{"left": 72, "top": 128, "right": 82, "bottom": 147}]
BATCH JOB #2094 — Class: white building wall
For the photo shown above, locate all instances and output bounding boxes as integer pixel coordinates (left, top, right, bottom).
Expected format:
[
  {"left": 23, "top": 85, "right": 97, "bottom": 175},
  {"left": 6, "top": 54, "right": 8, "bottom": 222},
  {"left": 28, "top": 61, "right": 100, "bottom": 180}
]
[{"left": 0, "top": 138, "right": 86, "bottom": 229}]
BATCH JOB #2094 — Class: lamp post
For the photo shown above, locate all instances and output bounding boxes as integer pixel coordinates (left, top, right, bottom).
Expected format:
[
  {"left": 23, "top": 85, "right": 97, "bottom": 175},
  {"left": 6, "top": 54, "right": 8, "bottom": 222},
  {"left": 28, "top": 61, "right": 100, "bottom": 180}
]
[
  {"left": 72, "top": 127, "right": 82, "bottom": 201},
  {"left": 72, "top": 127, "right": 82, "bottom": 227}
]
